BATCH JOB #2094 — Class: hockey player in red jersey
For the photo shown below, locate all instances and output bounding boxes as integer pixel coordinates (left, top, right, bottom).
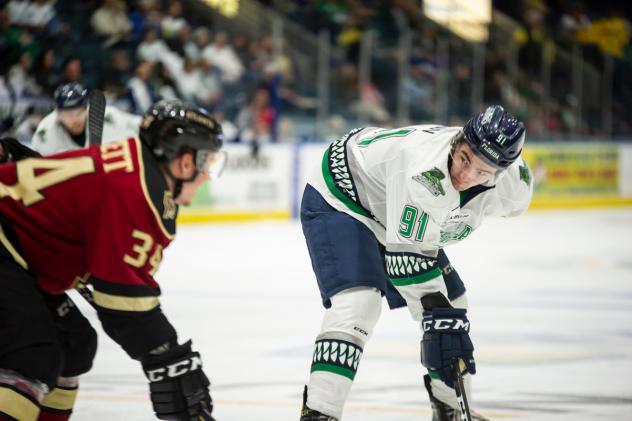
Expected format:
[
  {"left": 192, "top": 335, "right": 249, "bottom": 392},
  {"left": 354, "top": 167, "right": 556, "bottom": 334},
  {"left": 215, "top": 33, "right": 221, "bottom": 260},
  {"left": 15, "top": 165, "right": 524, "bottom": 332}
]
[{"left": 0, "top": 100, "right": 223, "bottom": 421}]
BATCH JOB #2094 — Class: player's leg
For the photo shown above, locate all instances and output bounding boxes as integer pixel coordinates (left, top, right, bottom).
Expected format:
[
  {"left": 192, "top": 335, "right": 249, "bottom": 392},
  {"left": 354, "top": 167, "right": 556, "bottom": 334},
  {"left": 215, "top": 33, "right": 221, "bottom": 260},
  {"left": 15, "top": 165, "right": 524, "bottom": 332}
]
[
  {"left": 0, "top": 257, "right": 64, "bottom": 420},
  {"left": 300, "top": 185, "right": 389, "bottom": 420},
  {"left": 303, "top": 287, "right": 382, "bottom": 420},
  {"left": 37, "top": 292, "right": 98, "bottom": 421},
  {"left": 423, "top": 250, "right": 488, "bottom": 420}
]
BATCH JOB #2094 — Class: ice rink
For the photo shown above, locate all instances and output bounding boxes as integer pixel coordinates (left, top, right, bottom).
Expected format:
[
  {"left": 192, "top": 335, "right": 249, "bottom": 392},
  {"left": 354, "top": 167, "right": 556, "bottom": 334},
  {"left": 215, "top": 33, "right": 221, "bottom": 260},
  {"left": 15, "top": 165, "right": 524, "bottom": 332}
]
[{"left": 70, "top": 208, "right": 632, "bottom": 420}]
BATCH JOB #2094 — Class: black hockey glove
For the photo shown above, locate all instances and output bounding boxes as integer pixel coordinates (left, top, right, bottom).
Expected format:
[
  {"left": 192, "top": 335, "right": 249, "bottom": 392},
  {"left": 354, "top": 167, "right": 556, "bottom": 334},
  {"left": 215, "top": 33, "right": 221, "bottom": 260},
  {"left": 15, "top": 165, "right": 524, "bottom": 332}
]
[
  {"left": 420, "top": 294, "right": 475, "bottom": 388},
  {"left": 0, "top": 137, "right": 41, "bottom": 162},
  {"left": 141, "top": 340, "right": 215, "bottom": 421}
]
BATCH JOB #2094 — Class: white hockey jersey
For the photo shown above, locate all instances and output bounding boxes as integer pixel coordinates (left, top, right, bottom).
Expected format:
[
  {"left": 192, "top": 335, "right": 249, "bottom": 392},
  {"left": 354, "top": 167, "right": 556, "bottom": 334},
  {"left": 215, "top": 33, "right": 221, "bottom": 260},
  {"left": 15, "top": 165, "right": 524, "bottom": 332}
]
[
  {"left": 31, "top": 106, "right": 142, "bottom": 155},
  {"left": 307, "top": 125, "right": 533, "bottom": 319}
]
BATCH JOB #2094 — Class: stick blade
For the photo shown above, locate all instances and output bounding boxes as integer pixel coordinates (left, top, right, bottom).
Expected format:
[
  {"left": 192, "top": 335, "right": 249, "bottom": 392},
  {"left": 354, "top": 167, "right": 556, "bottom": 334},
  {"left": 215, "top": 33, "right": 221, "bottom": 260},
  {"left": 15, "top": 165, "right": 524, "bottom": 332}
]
[{"left": 88, "top": 89, "right": 106, "bottom": 146}]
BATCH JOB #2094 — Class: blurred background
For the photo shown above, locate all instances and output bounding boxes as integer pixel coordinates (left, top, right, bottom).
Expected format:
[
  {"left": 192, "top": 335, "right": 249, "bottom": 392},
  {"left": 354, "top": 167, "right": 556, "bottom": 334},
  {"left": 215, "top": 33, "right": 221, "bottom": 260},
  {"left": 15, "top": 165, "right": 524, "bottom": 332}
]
[{"left": 0, "top": 0, "right": 631, "bottom": 218}]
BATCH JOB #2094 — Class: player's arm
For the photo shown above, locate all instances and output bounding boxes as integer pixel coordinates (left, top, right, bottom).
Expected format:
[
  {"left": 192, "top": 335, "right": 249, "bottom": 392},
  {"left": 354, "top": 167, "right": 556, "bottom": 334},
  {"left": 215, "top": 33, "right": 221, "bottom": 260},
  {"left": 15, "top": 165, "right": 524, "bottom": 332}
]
[
  {"left": 87, "top": 211, "right": 213, "bottom": 420},
  {"left": 0, "top": 137, "right": 42, "bottom": 162},
  {"left": 91, "top": 274, "right": 214, "bottom": 420},
  {"left": 498, "top": 157, "right": 534, "bottom": 217}
]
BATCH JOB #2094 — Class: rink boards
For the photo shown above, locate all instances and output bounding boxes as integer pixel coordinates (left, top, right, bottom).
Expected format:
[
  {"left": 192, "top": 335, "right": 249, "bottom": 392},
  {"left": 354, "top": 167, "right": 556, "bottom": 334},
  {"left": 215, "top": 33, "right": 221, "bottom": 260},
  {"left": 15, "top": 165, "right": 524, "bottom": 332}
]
[{"left": 178, "top": 142, "right": 632, "bottom": 223}]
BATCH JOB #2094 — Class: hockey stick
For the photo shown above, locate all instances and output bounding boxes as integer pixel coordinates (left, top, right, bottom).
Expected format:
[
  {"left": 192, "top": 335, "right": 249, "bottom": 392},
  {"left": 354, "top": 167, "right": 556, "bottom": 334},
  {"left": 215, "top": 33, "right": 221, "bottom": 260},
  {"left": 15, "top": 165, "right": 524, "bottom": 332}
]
[
  {"left": 76, "top": 89, "right": 107, "bottom": 307},
  {"left": 88, "top": 89, "right": 106, "bottom": 146},
  {"left": 453, "top": 359, "right": 472, "bottom": 421}
]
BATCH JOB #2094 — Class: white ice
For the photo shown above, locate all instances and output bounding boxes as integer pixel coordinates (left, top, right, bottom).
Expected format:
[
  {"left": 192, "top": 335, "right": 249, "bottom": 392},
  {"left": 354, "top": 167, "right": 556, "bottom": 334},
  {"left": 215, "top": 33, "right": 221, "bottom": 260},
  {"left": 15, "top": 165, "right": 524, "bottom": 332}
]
[{"left": 71, "top": 208, "right": 632, "bottom": 420}]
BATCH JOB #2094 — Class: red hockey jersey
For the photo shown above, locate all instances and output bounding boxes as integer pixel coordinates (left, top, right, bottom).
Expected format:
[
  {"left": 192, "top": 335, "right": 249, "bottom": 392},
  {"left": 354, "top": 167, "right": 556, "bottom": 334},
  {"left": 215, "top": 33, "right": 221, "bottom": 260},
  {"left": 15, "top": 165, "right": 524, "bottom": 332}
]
[{"left": 0, "top": 138, "right": 177, "bottom": 312}]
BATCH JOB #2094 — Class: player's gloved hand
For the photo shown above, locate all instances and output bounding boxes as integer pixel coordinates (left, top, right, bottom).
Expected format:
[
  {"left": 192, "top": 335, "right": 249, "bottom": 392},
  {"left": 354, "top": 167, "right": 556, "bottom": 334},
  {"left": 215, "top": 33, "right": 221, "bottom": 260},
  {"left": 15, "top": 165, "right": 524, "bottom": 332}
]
[
  {"left": 141, "top": 340, "right": 215, "bottom": 421},
  {"left": 420, "top": 307, "right": 475, "bottom": 388},
  {"left": 0, "top": 137, "right": 41, "bottom": 162}
]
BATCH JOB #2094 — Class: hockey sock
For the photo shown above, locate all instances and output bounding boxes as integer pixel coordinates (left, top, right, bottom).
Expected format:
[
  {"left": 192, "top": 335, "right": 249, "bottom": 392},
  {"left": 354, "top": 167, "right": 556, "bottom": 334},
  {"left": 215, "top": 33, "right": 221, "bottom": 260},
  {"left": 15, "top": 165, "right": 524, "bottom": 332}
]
[
  {"left": 0, "top": 369, "right": 48, "bottom": 421},
  {"left": 37, "top": 377, "right": 78, "bottom": 421},
  {"left": 307, "top": 333, "right": 364, "bottom": 420}
]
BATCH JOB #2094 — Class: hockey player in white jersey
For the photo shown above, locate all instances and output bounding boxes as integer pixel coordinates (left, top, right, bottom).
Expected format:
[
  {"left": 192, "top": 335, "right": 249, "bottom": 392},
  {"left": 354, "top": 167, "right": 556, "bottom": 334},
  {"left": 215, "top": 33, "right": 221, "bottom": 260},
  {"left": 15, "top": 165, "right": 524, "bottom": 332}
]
[
  {"left": 299, "top": 105, "right": 533, "bottom": 421},
  {"left": 31, "top": 83, "right": 141, "bottom": 155}
]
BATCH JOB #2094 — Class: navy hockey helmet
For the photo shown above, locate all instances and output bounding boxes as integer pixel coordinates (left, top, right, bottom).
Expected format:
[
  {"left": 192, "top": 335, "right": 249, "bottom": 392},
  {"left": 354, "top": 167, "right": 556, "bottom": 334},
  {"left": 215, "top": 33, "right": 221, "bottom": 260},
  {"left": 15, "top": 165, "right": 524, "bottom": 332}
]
[
  {"left": 461, "top": 105, "right": 525, "bottom": 169},
  {"left": 139, "top": 100, "right": 223, "bottom": 171},
  {"left": 53, "top": 83, "right": 88, "bottom": 110}
]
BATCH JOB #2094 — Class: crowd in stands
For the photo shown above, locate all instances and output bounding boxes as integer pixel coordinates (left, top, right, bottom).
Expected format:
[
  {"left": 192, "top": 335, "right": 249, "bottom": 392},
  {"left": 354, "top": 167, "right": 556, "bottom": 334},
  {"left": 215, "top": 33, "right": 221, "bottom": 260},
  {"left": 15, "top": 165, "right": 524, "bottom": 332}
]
[
  {"left": 1, "top": 0, "right": 631, "bottom": 145},
  {"left": 1, "top": 0, "right": 313, "bottom": 144},
  {"left": 262, "top": 0, "right": 632, "bottom": 138}
]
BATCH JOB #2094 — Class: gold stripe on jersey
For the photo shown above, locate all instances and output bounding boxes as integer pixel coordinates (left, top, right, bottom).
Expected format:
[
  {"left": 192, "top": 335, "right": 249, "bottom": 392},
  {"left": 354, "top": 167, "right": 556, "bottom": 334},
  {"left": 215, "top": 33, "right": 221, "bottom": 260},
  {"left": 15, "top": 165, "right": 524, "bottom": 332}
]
[
  {"left": 40, "top": 386, "right": 78, "bottom": 411},
  {"left": 0, "top": 224, "right": 28, "bottom": 270},
  {"left": 135, "top": 138, "right": 175, "bottom": 240},
  {"left": 93, "top": 289, "right": 159, "bottom": 312},
  {"left": 0, "top": 386, "right": 39, "bottom": 421},
  {"left": 101, "top": 140, "right": 134, "bottom": 173}
]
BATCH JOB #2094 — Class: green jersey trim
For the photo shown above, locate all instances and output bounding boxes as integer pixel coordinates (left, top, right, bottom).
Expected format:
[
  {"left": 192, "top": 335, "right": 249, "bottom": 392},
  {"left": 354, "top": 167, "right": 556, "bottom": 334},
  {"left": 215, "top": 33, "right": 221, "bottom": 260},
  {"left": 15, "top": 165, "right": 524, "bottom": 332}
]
[
  {"left": 321, "top": 147, "right": 371, "bottom": 218},
  {"left": 389, "top": 268, "right": 442, "bottom": 286}
]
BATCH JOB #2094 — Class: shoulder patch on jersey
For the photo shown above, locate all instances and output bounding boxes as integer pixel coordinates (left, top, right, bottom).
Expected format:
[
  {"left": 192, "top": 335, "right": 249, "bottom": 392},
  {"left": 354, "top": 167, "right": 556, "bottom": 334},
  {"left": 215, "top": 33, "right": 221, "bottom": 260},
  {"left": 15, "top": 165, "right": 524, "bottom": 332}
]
[
  {"left": 519, "top": 163, "right": 532, "bottom": 186},
  {"left": 162, "top": 191, "right": 176, "bottom": 220},
  {"left": 37, "top": 129, "right": 46, "bottom": 140},
  {"left": 412, "top": 167, "right": 446, "bottom": 197}
]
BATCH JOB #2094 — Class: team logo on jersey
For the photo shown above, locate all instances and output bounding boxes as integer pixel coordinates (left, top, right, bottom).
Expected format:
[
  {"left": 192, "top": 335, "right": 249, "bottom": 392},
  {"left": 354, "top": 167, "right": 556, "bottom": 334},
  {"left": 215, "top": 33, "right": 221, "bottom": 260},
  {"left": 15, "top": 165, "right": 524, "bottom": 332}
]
[
  {"left": 163, "top": 191, "right": 176, "bottom": 220},
  {"left": 439, "top": 225, "right": 472, "bottom": 243},
  {"left": 413, "top": 167, "right": 446, "bottom": 197},
  {"left": 519, "top": 163, "right": 531, "bottom": 186}
]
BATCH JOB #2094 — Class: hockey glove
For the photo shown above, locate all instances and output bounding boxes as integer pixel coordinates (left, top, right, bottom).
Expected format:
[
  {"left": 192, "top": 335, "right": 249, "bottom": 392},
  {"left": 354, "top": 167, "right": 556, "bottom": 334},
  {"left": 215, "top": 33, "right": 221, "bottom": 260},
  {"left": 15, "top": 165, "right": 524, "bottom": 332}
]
[
  {"left": 0, "top": 137, "right": 41, "bottom": 162},
  {"left": 141, "top": 340, "right": 215, "bottom": 421},
  {"left": 420, "top": 307, "right": 475, "bottom": 388}
]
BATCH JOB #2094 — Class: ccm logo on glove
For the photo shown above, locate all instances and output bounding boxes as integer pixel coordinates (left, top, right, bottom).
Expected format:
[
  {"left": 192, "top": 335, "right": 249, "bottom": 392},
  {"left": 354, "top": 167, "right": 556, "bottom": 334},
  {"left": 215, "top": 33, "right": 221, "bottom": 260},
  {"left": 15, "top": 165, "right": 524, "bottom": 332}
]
[
  {"left": 422, "top": 318, "right": 470, "bottom": 332},
  {"left": 145, "top": 354, "right": 203, "bottom": 381}
]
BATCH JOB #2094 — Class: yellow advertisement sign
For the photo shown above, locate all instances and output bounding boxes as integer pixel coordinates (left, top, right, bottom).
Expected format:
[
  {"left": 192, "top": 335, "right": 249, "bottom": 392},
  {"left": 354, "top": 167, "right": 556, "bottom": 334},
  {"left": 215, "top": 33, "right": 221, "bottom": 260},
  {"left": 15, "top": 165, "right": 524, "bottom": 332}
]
[{"left": 522, "top": 144, "right": 618, "bottom": 198}]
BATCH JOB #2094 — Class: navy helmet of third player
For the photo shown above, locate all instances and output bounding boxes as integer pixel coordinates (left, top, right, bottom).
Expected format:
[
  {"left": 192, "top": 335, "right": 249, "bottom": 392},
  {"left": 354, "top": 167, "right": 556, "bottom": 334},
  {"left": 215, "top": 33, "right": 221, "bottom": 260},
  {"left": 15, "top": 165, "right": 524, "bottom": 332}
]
[{"left": 53, "top": 83, "right": 89, "bottom": 135}]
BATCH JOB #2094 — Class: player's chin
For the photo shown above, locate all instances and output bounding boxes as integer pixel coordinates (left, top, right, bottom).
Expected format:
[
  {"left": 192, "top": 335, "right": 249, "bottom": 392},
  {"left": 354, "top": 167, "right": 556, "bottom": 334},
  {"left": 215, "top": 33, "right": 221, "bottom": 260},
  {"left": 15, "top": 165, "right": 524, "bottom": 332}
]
[{"left": 176, "top": 197, "right": 193, "bottom": 206}]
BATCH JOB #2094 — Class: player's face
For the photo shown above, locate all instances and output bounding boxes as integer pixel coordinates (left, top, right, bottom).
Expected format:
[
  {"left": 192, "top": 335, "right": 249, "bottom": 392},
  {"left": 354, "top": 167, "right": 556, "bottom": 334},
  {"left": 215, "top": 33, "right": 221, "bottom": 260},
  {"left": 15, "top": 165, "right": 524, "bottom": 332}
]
[
  {"left": 58, "top": 107, "right": 87, "bottom": 135},
  {"left": 175, "top": 151, "right": 224, "bottom": 205},
  {"left": 450, "top": 143, "right": 497, "bottom": 191}
]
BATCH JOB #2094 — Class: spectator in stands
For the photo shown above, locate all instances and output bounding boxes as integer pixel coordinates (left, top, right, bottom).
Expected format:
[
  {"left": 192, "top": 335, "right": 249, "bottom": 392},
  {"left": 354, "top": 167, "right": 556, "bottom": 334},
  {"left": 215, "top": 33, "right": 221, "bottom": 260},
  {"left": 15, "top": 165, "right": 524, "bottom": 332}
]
[
  {"left": 7, "top": 51, "right": 41, "bottom": 96},
  {"left": 185, "top": 26, "right": 211, "bottom": 61},
  {"left": 128, "top": 0, "right": 159, "bottom": 42},
  {"left": 151, "top": 61, "right": 181, "bottom": 101},
  {"left": 202, "top": 31, "right": 244, "bottom": 83},
  {"left": 236, "top": 87, "right": 276, "bottom": 145},
  {"left": 167, "top": 22, "right": 191, "bottom": 57},
  {"left": 127, "top": 60, "right": 155, "bottom": 114},
  {"left": 6, "top": 0, "right": 28, "bottom": 26},
  {"left": 559, "top": 1, "right": 591, "bottom": 44},
  {"left": 102, "top": 48, "right": 132, "bottom": 99},
  {"left": 22, "top": 0, "right": 56, "bottom": 33},
  {"left": 91, "top": 0, "right": 133, "bottom": 47},
  {"left": 137, "top": 26, "right": 171, "bottom": 63},
  {"left": 175, "top": 58, "right": 222, "bottom": 109},
  {"left": 58, "top": 56, "right": 82, "bottom": 86},
  {"left": 32, "top": 47, "right": 56, "bottom": 95},
  {"left": 161, "top": 0, "right": 186, "bottom": 40},
  {"left": 0, "top": 4, "right": 39, "bottom": 74}
]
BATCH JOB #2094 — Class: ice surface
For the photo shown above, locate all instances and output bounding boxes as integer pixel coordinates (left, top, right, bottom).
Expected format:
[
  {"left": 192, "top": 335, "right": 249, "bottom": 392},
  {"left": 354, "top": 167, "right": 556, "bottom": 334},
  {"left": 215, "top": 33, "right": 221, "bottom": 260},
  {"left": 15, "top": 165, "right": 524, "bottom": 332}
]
[{"left": 71, "top": 208, "right": 632, "bottom": 420}]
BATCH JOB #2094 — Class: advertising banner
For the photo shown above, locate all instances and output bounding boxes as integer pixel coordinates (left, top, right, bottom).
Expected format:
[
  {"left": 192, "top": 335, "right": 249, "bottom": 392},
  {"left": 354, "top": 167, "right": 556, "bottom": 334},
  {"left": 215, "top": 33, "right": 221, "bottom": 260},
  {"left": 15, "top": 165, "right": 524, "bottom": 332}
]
[{"left": 179, "top": 144, "right": 294, "bottom": 222}]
